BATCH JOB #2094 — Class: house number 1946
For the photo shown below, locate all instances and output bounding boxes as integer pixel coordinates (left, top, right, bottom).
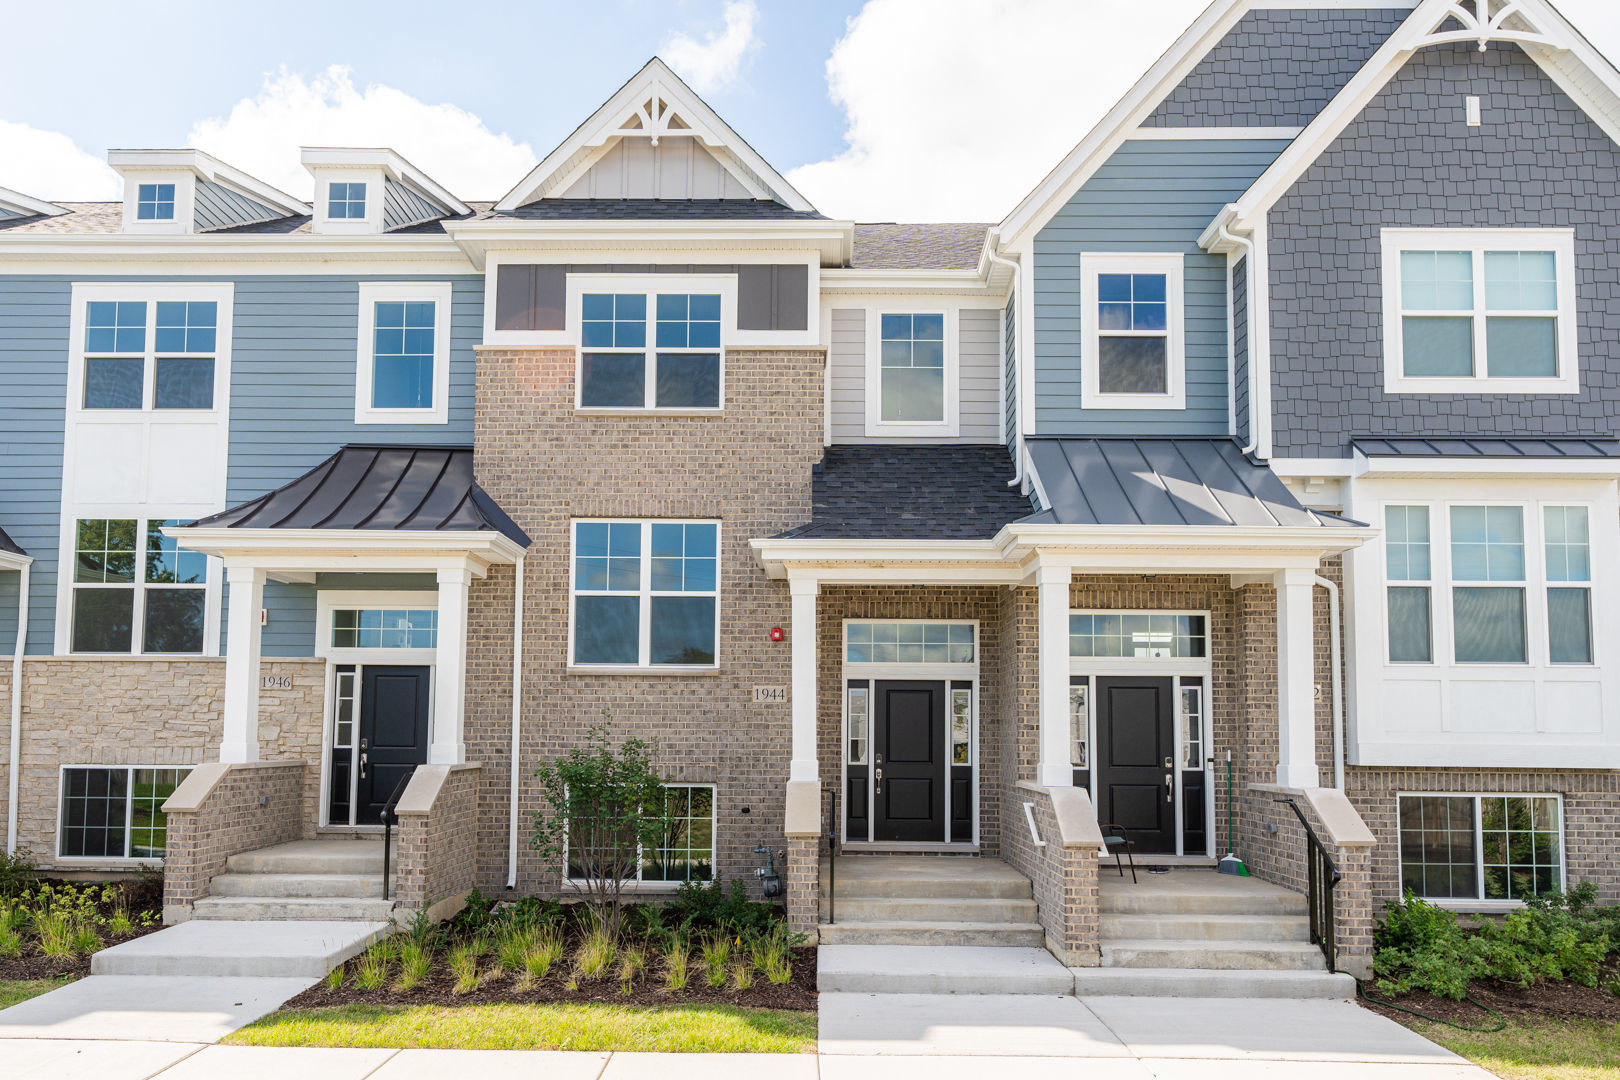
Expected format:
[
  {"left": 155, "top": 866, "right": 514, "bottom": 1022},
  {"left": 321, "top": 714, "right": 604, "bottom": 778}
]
[{"left": 259, "top": 675, "right": 293, "bottom": 690}]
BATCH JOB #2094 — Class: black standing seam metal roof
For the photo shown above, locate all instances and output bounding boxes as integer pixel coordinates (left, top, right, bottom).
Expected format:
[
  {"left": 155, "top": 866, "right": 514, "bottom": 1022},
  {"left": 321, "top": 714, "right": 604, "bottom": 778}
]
[
  {"left": 0, "top": 524, "right": 24, "bottom": 557},
  {"left": 186, "top": 445, "right": 531, "bottom": 547},
  {"left": 775, "top": 445, "right": 1037, "bottom": 541},
  {"left": 1025, "top": 438, "right": 1361, "bottom": 529},
  {"left": 1354, "top": 437, "right": 1620, "bottom": 459}
]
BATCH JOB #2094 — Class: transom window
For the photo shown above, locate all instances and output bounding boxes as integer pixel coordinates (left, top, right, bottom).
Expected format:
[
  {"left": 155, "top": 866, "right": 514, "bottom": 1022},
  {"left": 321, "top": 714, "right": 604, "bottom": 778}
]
[
  {"left": 566, "top": 783, "right": 715, "bottom": 884},
  {"left": 328, "top": 181, "right": 367, "bottom": 220},
  {"left": 136, "top": 183, "right": 175, "bottom": 221},
  {"left": 330, "top": 608, "right": 438, "bottom": 649},
  {"left": 579, "top": 291, "right": 723, "bottom": 410},
  {"left": 72, "top": 519, "right": 207, "bottom": 655},
  {"left": 1382, "top": 229, "right": 1577, "bottom": 394},
  {"left": 879, "top": 313, "right": 945, "bottom": 423},
  {"left": 355, "top": 283, "right": 452, "bottom": 424},
  {"left": 1081, "top": 253, "right": 1185, "bottom": 410},
  {"left": 571, "top": 520, "right": 719, "bottom": 668},
  {"left": 60, "top": 766, "right": 190, "bottom": 859},
  {"left": 1399, "top": 794, "right": 1563, "bottom": 902},
  {"left": 83, "top": 299, "right": 218, "bottom": 411},
  {"left": 1069, "top": 613, "right": 1206, "bottom": 659},
  {"left": 1383, "top": 502, "right": 1592, "bottom": 667},
  {"left": 844, "top": 622, "right": 975, "bottom": 664}
]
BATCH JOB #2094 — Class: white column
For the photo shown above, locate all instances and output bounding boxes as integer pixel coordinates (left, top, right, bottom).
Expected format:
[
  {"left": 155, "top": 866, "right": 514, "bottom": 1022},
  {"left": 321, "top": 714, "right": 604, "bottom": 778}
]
[
  {"left": 430, "top": 565, "right": 471, "bottom": 766},
  {"left": 1037, "top": 563, "right": 1074, "bottom": 787},
  {"left": 789, "top": 576, "right": 819, "bottom": 784},
  {"left": 219, "top": 565, "right": 265, "bottom": 764},
  {"left": 1275, "top": 567, "right": 1321, "bottom": 788}
]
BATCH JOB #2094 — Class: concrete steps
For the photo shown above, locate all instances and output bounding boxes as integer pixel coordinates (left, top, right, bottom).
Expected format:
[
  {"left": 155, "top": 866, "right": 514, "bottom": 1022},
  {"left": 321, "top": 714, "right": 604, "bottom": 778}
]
[
  {"left": 1073, "top": 967, "right": 1356, "bottom": 999},
  {"left": 819, "top": 856, "right": 1045, "bottom": 950},
  {"left": 224, "top": 839, "right": 386, "bottom": 876},
  {"left": 191, "top": 896, "right": 397, "bottom": 922},
  {"left": 818, "top": 945, "right": 1073, "bottom": 994},
  {"left": 209, "top": 872, "right": 386, "bottom": 899},
  {"left": 201, "top": 839, "right": 393, "bottom": 922},
  {"left": 1100, "top": 878, "right": 1307, "bottom": 917},
  {"left": 826, "top": 857, "right": 1032, "bottom": 900},
  {"left": 1100, "top": 912, "right": 1311, "bottom": 942},
  {"left": 832, "top": 896, "right": 1039, "bottom": 923},
  {"left": 1100, "top": 937, "right": 1329, "bottom": 971},
  {"left": 819, "top": 920, "right": 1046, "bottom": 947},
  {"left": 93, "top": 919, "right": 389, "bottom": 979}
]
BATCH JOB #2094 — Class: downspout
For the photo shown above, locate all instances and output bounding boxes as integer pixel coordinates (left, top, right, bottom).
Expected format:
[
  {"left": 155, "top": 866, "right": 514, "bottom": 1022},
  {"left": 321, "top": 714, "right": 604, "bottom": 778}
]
[
  {"left": 1217, "top": 218, "right": 1259, "bottom": 457},
  {"left": 984, "top": 242, "right": 1026, "bottom": 489},
  {"left": 505, "top": 552, "right": 526, "bottom": 889},
  {"left": 1315, "top": 573, "right": 1345, "bottom": 791},
  {"left": 8, "top": 562, "right": 30, "bottom": 855}
]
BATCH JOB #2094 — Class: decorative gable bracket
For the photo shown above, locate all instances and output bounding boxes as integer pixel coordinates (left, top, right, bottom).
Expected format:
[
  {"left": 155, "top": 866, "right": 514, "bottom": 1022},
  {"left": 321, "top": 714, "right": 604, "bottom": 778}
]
[
  {"left": 1417, "top": 0, "right": 1565, "bottom": 54},
  {"left": 597, "top": 80, "right": 714, "bottom": 148}
]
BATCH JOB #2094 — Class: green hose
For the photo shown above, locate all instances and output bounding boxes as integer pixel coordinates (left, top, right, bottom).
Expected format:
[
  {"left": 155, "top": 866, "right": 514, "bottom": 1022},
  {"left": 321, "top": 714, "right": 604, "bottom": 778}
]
[{"left": 1356, "top": 978, "right": 1507, "bottom": 1033}]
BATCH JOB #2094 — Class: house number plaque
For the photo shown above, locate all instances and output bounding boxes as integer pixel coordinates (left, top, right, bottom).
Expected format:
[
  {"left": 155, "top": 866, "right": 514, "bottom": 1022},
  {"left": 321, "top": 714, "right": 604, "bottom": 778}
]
[
  {"left": 259, "top": 675, "right": 293, "bottom": 690},
  {"left": 753, "top": 686, "right": 788, "bottom": 704}
]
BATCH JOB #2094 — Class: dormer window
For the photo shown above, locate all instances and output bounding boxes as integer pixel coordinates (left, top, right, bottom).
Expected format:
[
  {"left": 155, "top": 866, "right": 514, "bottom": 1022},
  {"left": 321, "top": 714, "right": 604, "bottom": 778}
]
[
  {"left": 328, "top": 182, "right": 367, "bottom": 220},
  {"left": 136, "top": 184, "right": 175, "bottom": 221}
]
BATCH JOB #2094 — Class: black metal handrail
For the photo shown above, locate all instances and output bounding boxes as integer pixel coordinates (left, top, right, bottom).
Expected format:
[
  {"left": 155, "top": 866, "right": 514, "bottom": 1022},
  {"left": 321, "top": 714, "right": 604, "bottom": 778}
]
[
  {"left": 822, "top": 784, "right": 840, "bottom": 925},
  {"left": 1277, "top": 797, "right": 1341, "bottom": 973},
  {"left": 378, "top": 767, "right": 418, "bottom": 901}
]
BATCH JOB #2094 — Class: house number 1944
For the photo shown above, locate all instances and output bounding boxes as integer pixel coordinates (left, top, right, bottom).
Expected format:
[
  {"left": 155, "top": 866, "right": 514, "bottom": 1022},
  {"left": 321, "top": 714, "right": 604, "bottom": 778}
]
[
  {"left": 753, "top": 686, "right": 788, "bottom": 704},
  {"left": 259, "top": 675, "right": 293, "bottom": 690}
]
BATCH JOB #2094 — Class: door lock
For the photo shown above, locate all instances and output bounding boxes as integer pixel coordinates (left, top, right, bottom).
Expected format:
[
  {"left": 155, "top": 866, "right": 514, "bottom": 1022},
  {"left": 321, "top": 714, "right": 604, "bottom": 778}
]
[{"left": 1163, "top": 756, "right": 1173, "bottom": 770}]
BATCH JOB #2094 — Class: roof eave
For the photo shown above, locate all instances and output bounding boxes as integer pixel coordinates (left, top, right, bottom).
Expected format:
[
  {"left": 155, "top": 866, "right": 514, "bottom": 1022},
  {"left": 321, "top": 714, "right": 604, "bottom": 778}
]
[{"left": 164, "top": 526, "right": 527, "bottom": 566}]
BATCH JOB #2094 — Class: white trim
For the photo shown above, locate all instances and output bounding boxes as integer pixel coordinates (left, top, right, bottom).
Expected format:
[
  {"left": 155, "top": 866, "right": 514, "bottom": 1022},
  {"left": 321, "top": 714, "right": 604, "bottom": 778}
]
[
  {"left": 313, "top": 590, "right": 441, "bottom": 661},
  {"left": 1380, "top": 228, "right": 1579, "bottom": 395},
  {"left": 54, "top": 763, "right": 194, "bottom": 864},
  {"left": 353, "top": 281, "right": 453, "bottom": 425},
  {"left": 314, "top": 173, "right": 385, "bottom": 236},
  {"left": 863, "top": 307, "right": 959, "bottom": 438},
  {"left": 1395, "top": 791, "right": 1567, "bottom": 906},
  {"left": 566, "top": 274, "right": 734, "bottom": 414},
  {"left": 567, "top": 518, "right": 721, "bottom": 673},
  {"left": 1129, "top": 126, "right": 1305, "bottom": 141},
  {"left": 301, "top": 146, "right": 469, "bottom": 217},
  {"left": 1080, "top": 253, "right": 1186, "bottom": 411},
  {"left": 108, "top": 149, "right": 309, "bottom": 218},
  {"left": 56, "top": 517, "right": 221, "bottom": 659},
  {"left": 0, "top": 184, "right": 67, "bottom": 218},
  {"left": 562, "top": 781, "right": 718, "bottom": 887}
]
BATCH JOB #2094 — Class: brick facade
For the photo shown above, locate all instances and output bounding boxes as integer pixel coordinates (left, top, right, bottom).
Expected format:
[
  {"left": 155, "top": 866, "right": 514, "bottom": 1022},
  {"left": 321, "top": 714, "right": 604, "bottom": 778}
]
[
  {"left": 393, "top": 763, "right": 482, "bottom": 918},
  {"left": 161, "top": 760, "right": 307, "bottom": 922}
]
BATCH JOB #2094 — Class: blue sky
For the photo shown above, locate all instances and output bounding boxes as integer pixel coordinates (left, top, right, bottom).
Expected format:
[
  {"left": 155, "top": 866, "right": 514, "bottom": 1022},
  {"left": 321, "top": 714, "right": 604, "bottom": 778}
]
[{"left": 5, "top": 0, "right": 1620, "bottom": 221}]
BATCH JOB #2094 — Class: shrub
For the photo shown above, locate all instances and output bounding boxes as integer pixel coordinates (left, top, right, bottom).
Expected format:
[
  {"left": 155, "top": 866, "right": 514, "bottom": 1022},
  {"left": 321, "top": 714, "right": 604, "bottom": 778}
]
[
  {"left": 667, "top": 878, "right": 779, "bottom": 937},
  {"left": 0, "top": 848, "right": 36, "bottom": 900}
]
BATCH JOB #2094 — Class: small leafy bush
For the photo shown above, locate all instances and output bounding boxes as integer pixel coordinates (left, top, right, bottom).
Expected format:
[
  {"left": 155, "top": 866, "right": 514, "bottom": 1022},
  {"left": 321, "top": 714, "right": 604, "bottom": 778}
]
[
  {"left": 0, "top": 848, "right": 37, "bottom": 899},
  {"left": 669, "top": 878, "right": 777, "bottom": 936}
]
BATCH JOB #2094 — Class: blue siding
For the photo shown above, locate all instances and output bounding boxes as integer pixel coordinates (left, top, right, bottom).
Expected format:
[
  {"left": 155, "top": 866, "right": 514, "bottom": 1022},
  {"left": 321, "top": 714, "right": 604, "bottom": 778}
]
[
  {"left": 0, "top": 273, "right": 479, "bottom": 656},
  {"left": 1031, "top": 139, "right": 1290, "bottom": 436}
]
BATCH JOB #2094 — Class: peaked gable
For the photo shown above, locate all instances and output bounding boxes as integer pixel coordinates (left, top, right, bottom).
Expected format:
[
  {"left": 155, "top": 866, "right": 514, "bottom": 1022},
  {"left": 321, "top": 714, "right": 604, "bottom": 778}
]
[{"left": 496, "top": 58, "right": 814, "bottom": 212}]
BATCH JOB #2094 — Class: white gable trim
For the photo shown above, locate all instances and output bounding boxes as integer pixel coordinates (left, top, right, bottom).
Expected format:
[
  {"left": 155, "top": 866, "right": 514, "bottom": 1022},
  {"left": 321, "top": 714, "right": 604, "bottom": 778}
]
[
  {"left": 496, "top": 58, "right": 814, "bottom": 213},
  {"left": 0, "top": 185, "right": 67, "bottom": 218},
  {"left": 1225, "top": 0, "right": 1620, "bottom": 232},
  {"left": 301, "top": 147, "right": 470, "bottom": 217},
  {"left": 109, "top": 149, "right": 310, "bottom": 219}
]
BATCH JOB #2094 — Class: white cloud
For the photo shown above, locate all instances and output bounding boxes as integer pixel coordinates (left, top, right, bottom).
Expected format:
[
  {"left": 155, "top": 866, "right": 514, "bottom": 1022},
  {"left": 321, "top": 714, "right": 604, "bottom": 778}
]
[
  {"left": 186, "top": 66, "right": 538, "bottom": 202},
  {"left": 0, "top": 120, "right": 120, "bottom": 201},
  {"left": 663, "top": 0, "right": 761, "bottom": 94},
  {"left": 786, "top": 0, "right": 1242, "bottom": 222}
]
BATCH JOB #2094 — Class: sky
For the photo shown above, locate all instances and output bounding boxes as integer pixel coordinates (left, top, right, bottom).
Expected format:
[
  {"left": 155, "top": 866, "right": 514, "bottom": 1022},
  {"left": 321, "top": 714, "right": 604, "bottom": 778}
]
[{"left": 3, "top": 0, "right": 1620, "bottom": 223}]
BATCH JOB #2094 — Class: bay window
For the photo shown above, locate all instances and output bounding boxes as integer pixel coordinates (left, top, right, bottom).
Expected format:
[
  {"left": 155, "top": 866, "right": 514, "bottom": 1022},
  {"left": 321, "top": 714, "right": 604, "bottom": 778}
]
[{"left": 571, "top": 520, "right": 719, "bottom": 669}]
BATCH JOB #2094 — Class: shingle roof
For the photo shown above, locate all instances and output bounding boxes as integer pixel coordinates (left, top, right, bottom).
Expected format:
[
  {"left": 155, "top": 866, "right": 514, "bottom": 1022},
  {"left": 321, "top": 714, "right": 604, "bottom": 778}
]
[
  {"left": 1027, "top": 438, "right": 1360, "bottom": 528},
  {"left": 849, "top": 223, "right": 989, "bottom": 270},
  {"left": 187, "top": 445, "right": 530, "bottom": 547},
  {"left": 777, "top": 445, "right": 1035, "bottom": 540},
  {"left": 1354, "top": 437, "right": 1620, "bottom": 459},
  {"left": 0, "top": 524, "right": 25, "bottom": 558}
]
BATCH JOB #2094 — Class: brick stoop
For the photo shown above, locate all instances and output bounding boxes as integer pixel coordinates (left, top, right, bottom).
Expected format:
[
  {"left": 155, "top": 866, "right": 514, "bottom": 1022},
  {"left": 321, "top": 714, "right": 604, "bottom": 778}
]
[
  {"left": 817, "top": 855, "right": 1044, "bottom": 947},
  {"left": 190, "top": 838, "right": 397, "bottom": 922}
]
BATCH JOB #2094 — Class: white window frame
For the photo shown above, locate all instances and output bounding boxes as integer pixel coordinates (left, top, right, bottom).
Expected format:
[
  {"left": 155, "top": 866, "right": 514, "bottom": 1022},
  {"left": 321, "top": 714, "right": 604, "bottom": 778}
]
[
  {"left": 354, "top": 281, "right": 453, "bottom": 425},
  {"left": 1381, "top": 228, "right": 1579, "bottom": 395},
  {"left": 315, "top": 589, "right": 441, "bottom": 663},
  {"left": 567, "top": 273, "right": 735, "bottom": 414},
  {"left": 1395, "top": 791, "right": 1567, "bottom": 911},
  {"left": 567, "top": 518, "right": 721, "bottom": 673},
  {"left": 562, "top": 781, "right": 717, "bottom": 890},
  {"left": 862, "top": 308, "right": 961, "bottom": 437},
  {"left": 1080, "top": 252, "right": 1186, "bottom": 411},
  {"left": 57, "top": 515, "right": 221, "bottom": 657},
  {"left": 68, "top": 282, "right": 234, "bottom": 417},
  {"left": 56, "top": 763, "right": 193, "bottom": 863},
  {"left": 120, "top": 173, "right": 195, "bottom": 234},
  {"left": 320, "top": 174, "right": 385, "bottom": 234}
]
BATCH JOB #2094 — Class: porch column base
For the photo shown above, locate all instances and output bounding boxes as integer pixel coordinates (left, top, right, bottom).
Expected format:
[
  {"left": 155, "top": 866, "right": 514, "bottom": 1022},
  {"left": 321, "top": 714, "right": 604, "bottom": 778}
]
[{"left": 784, "top": 778, "right": 822, "bottom": 935}]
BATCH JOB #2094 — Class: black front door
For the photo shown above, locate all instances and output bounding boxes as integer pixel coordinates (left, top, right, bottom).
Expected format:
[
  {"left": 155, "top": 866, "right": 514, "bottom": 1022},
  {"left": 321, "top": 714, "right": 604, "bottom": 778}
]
[
  {"left": 1095, "top": 676, "right": 1176, "bottom": 854},
  {"left": 873, "top": 680, "right": 945, "bottom": 842},
  {"left": 356, "top": 665, "right": 431, "bottom": 824}
]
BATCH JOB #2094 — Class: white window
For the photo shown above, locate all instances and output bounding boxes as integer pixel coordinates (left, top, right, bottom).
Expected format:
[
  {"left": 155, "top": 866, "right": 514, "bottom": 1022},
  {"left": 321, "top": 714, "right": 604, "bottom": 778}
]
[
  {"left": 1398, "top": 794, "right": 1563, "bottom": 904},
  {"left": 81, "top": 298, "right": 220, "bottom": 411},
  {"left": 136, "top": 183, "right": 175, "bottom": 221},
  {"left": 574, "top": 290, "right": 724, "bottom": 411},
  {"left": 878, "top": 312, "right": 946, "bottom": 423},
  {"left": 355, "top": 282, "right": 453, "bottom": 424},
  {"left": 70, "top": 518, "right": 211, "bottom": 655},
  {"left": 1385, "top": 505, "right": 1434, "bottom": 663},
  {"left": 1080, "top": 252, "right": 1186, "bottom": 410},
  {"left": 847, "top": 685, "right": 869, "bottom": 765},
  {"left": 330, "top": 608, "right": 438, "bottom": 649},
  {"left": 1381, "top": 229, "right": 1578, "bottom": 394},
  {"left": 570, "top": 520, "right": 719, "bottom": 670},
  {"left": 328, "top": 181, "right": 367, "bottom": 220},
  {"left": 60, "top": 766, "right": 190, "bottom": 860},
  {"left": 566, "top": 782, "right": 715, "bottom": 884}
]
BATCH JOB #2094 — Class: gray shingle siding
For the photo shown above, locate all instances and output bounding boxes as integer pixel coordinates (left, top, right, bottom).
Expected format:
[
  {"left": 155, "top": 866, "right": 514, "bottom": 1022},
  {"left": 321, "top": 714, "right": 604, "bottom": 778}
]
[
  {"left": 1232, "top": 256, "right": 1249, "bottom": 447},
  {"left": 1269, "top": 43, "right": 1620, "bottom": 458},
  {"left": 1033, "top": 138, "right": 1290, "bottom": 437},
  {"left": 1143, "top": 8, "right": 1412, "bottom": 128}
]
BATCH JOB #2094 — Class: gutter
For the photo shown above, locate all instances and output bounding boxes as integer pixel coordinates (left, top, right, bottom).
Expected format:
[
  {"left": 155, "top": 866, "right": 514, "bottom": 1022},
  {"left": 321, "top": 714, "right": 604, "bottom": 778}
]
[
  {"left": 506, "top": 552, "right": 526, "bottom": 890},
  {"left": 1213, "top": 210, "right": 1260, "bottom": 458},
  {"left": 7, "top": 560, "right": 30, "bottom": 855},
  {"left": 983, "top": 234, "right": 1026, "bottom": 491}
]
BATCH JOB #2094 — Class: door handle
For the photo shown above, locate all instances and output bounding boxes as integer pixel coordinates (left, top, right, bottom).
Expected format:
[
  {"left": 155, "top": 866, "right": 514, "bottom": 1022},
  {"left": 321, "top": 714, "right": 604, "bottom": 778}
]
[
  {"left": 1164, "top": 772, "right": 1173, "bottom": 803},
  {"left": 359, "top": 752, "right": 368, "bottom": 779},
  {"left": 875, "top": 767, "right": 882, "bottom": 795}
]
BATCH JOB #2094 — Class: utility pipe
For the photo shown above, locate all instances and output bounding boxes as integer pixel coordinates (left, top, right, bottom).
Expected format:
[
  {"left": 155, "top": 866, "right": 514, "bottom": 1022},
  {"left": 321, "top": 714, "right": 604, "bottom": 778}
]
[
  {"left": 505, "top": 552, "right": 526, "bottom": 889},
  {"left": 1315, "top": 573, "right": 1345, "bottom": 791},
  {"left": 7, "top": 562, "right": 30, "bottom": 855},
  {"left": 1217, "top": 219, "right": 1260, "bottom": 458},
  {"left": 984, "top": 244, "right": 1027, "bottom": 490}
]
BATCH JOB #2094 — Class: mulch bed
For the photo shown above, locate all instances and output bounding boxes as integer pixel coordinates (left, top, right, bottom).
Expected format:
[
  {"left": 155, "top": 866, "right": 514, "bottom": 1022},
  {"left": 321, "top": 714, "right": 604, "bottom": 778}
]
[
  {"left": 285, "top": 945, "right": 818, "bottom": 1012},
  {"left": 1362, "top": 975, "right": 1620, "bottom": 1025},
  {"left": 1, "top": 875, "right": 166, "bottom": 983}
]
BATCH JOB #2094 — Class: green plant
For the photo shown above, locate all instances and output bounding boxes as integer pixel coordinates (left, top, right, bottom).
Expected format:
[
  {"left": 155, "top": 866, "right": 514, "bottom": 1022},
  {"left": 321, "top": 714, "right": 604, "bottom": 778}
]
[
  {"left": 354, "top": 946, "right": 389, "bottom": 991},
  {"left": 449, "top": 889, "right": 496, "bottom": 938},
  {"left": 663, "top": 934, "right": 691, "bottom": 991},
  {"left": 530, "top": 721, "right": 672, "bottom": 939},
  {"left": 70, "top": 924, "right": 102, "bottom": 956},
  {"left": 449, "top": 944, "right": 479, "bottom": 995},
  {"left": 0, "top": 928, "right": 21, "bottom": 958},
  {"left": 764, "top": 956, "right": 792, "bottom": 985},
  {"left": 576, "top": 928, "right": 616, "bottom": 978},
  {"left": 323, "top": 965, "right": 346, "bottom": 990},
  {"left": 394, "top": 941, "right": 431, "bottom": 992},
  {"left": 731, "top": 961, "right": 753, "bottom": 991},
  {"left": 618, "top": 944, "right": 647, "bottom": 984},
  {"left": 401, "top": 902, "right": 444, "bottom": 950},
  {"left": 0, "top": 899, "right": 23, "bottom": 935},
  {"left": 496, "top": 926, "right": 535, "bottom": 973},
  {"left": 35, "top": 914, "right": 75, "bottom": 958},
  {"left": 522, "top": 929, "right": 565, "bottom": 983},
  {"left": 496, "top": 896, "right": 566, "bottom": 933},
  {"left": 669, "top": 879, "right": 778, "bottom": 937},
  {"left": 0, "top": 848, "right": 36, "bottom": 900},
  {"left": 107, "top": 909, "right": 135, "bottom": 937},
  {"left": 701, "top": 934, "right": 731, "bottom": 989}
]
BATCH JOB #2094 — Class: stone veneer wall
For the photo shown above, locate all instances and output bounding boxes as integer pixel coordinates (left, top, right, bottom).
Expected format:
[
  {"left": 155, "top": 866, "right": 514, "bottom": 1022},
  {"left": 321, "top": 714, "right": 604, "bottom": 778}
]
[
  {"left": 469, "top": 346, "right": 823, "bottom": 898},
  {"left": 1, "top": 658, "right": 324, "bottom": 871}
]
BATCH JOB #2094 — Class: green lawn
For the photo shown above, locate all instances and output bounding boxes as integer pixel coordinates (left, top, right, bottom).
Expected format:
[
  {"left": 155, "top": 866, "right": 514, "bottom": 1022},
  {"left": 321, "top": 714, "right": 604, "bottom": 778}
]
[
  {"left": 0, "top": 979, "right": 72, "bottom": 1010},
  {"left": 223, "top": 1002, "right": 817, "bottom": 1053},
  {"left": 1408, "top": 1017, "right": 1620, "bottom": 1080}
]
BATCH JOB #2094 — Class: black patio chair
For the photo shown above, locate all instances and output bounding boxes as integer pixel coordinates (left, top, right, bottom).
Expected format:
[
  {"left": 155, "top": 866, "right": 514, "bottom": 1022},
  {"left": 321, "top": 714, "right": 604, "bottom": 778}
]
[{"left": 1101, "top": 823, "right": 1137, "bottom": 883}]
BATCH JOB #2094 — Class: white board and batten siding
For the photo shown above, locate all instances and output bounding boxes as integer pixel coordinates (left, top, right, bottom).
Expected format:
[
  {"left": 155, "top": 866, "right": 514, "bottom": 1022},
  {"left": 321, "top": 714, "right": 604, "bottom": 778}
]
[
  {"left": 828, "top": 305, "right": 1004, "bottom": 444},
  {"left": 561, "top": 139, "right": 754, "bottom": 200}
]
